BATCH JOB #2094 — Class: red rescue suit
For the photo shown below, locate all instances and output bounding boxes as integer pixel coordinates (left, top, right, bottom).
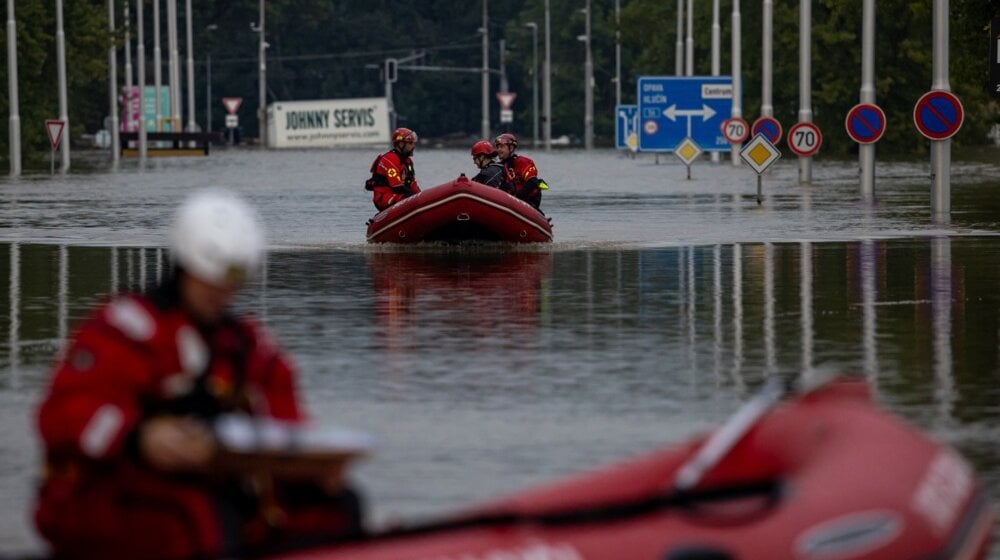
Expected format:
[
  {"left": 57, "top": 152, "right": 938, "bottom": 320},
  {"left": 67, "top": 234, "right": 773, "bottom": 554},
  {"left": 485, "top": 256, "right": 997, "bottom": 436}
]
[
  {"left": 366, "top": 149, "right": 420, "bottom": 211},
  {"left": 499, "top": 153, "right": 543, "bottom": 210},
  {"left": 34, "top": 281, "right": 361, "bottom": 560}
]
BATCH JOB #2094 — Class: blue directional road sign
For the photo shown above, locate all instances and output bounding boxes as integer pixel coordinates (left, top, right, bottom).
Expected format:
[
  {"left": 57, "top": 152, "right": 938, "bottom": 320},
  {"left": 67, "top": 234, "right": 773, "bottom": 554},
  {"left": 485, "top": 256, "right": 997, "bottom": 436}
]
[
  {"left": 637, "top": 76, "right": 734, "bottom": 152},
  {"left": 615, "top": 105, "right": 639, "bottom": 151}
]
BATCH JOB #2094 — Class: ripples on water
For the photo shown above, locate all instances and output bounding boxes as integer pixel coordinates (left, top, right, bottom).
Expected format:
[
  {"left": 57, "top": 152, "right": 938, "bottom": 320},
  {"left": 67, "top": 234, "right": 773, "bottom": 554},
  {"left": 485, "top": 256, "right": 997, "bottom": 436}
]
[{"left": 1, "top": 148, "right": 999, "bottom": 556}]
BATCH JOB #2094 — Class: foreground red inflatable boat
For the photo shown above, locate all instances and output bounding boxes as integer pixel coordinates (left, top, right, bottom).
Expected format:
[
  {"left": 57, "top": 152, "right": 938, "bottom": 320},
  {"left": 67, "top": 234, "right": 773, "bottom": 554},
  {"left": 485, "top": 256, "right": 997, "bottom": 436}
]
[
  {"left": 366, "top": 175, "right": 553, "bottom": 243},
  {"left": 277, "top": 378, "right": 995, "bottom": 560}
]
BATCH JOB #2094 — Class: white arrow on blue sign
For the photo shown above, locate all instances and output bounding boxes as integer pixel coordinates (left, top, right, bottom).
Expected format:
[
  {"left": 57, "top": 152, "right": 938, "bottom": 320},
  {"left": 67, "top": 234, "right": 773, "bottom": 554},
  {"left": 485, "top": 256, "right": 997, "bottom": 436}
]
[
  {"left": 637, "top": 76, "right": 734, "bottom": 152},
  {"left": 615, "top": 105, "right": 639, "bottom": 151}
]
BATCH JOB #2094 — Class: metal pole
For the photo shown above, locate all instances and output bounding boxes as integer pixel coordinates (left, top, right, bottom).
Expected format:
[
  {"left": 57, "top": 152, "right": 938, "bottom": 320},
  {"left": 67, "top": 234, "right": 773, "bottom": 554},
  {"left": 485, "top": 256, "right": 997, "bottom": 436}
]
[
  {"left": 205, "top": 53, "right": 211, "bottom": 133},
  {"left": 385, "top": 59, "right": 395, "bottom": 131},
  {"left": 675, "top": 0, "right": 683, "bottom": 75},
  {"left": 169, "top": 0, "right": 181, "bottom": 129},
  {"left": 685, "top": 0, "right": 694, "bottom": 76},
  {"left": 584, "top": 0, "right": 593, "bottom": 150},
  {"left": 930, "top": 0, "right": 950, "bottom": 221},
  {"left": 185, "top": 0, "right": 194, "bottom": 132},
  {"left": 258, "top": 0, "right": 267, "bottom": 147},
  {"left": 56, "top": 0, "right": 70, "bottom": 171},
  {"left": 711, "top": 0, "right": 720, "bottom": 162},
  {"left": 108, "top": 0, "right": 120, "bottom": 164},
  {"left": 153, "top": 0, "right": 161, "bottom": 131},
  {"left": 481, "top": 0, "right": 490, "bottom": 139},
  {"left": 137, "top": 0, "right": 147, "bottom": 160},
  {"left": 798, "top": 0, "right": 813, "bottom": 184},
  {"left": 526, "top": 22, "right": 539, "bottom": 147},
  {"left": 614, "top": 0, "right": 621, "bottom": 108},
  {"left": 859, "top": 0, "right": 875, "bottom": 199},
  {"left": 543, "top": 0, "right": 552, "bottom": 150},
  {"left": 731, "top": 0, "right": 742, "bottom": 166},
  {"left": 7, "top": 0, "right": 21, "bottom": 176},
  {"left": 761, "top": 0, "right": 773, "bottom": 117},
  {"left": 124, "top": 2, "right": 133, "bottom": 133}
]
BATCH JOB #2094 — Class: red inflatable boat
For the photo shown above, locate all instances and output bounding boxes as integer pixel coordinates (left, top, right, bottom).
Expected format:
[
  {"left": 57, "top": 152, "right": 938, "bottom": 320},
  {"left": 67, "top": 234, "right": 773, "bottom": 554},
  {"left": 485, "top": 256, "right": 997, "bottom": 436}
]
[
  {"left": 366, "top": 175, "right": 553, "bottom": 244},
  {"left": 276, "top": 377, "right": 995, "bottom": 560}
]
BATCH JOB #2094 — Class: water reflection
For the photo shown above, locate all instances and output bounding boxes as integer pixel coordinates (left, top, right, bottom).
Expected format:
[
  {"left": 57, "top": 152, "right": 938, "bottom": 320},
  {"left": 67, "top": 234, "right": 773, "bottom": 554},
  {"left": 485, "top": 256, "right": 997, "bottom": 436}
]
[{"left": 0, "top": 239, "right": 997, "bottom": 554}]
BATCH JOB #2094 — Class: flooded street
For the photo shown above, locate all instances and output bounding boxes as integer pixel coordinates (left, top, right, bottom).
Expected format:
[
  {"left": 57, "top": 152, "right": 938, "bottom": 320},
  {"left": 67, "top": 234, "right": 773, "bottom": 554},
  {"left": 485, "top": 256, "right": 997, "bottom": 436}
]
[{"left": 1, "top": 147, "right": 999, "bottom": 556}]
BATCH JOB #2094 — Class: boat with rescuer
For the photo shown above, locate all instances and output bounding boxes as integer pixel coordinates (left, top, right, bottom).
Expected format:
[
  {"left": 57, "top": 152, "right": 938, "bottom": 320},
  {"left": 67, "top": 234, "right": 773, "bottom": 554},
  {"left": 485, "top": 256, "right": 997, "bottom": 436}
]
[
  {"left": 270, "top": 376, "right": 995, "bottom": 560},
  {"left": 365, "top": 175, "right": 553, "bottom": 244}
]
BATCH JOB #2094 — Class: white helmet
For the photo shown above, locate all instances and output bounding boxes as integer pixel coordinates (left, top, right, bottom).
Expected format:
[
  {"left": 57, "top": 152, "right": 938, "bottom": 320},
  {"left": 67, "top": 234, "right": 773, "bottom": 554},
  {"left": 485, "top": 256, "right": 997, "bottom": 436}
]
[{"left": 169, "top": 189, "right": 265, "bottom": 287}]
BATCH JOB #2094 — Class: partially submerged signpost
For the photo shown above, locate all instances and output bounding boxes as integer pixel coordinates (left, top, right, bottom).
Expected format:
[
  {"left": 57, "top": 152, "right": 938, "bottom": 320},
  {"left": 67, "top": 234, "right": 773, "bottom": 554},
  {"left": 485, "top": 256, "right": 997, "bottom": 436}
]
[
  {"left": 45, "top": 119, "right": 65, "bottom": 174},
  {"left": 739, "top": 134, "right": 780, "bottom": 205}
]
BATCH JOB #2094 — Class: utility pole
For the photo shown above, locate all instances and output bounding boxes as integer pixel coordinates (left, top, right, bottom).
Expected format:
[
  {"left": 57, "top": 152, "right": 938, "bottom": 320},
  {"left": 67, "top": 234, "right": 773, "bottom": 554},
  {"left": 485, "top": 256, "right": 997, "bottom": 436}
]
[
  {"left": 730, "top": 0, "right": 742, "bottom": 166},
  {"left": 675, "top": 0, "right": 683, "bottom": 75},
  {"left": 859, "top": 0, "right": 875, "bottom": 199},
  {"left": 168, "top": 0, "right": 181, "bottom": 129},
  {"left": 685, "top": 0, "right": 694, "bottom": 76},
  {"left": 711, "top": 0, "right": 721, "bottom": 162}
]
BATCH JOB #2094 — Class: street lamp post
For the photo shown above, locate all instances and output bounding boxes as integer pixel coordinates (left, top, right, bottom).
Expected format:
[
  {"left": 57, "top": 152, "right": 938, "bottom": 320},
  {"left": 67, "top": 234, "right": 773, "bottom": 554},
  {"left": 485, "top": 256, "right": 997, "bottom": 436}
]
[{"left": 525, "top": 22, "right": 538, "bottom": 147}]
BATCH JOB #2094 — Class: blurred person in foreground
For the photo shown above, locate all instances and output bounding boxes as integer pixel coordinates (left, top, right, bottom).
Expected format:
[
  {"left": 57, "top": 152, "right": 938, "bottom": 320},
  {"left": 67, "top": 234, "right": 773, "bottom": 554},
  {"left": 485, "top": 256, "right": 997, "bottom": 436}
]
[
  {"left": 469, "top": 140, "right": 513, "bottom": 193},
  {"left": 494, "top": 132, "right": 548, "bottom": 211},
  {"left": 33, "top": 189, "right": 363, "bottom": 560},
  {"left": 365, "top": 127, "right": 421, "bottom": 211}
]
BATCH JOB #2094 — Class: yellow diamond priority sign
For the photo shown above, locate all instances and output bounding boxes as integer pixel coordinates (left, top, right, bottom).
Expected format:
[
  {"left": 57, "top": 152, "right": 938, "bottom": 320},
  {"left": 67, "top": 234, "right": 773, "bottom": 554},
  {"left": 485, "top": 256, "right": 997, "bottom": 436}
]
[
  {"left": 739, "top": 134, "right": 781, "bottom": 174},
  {"left": 674, "top": 137, "right": 702, "bottom": 166}
]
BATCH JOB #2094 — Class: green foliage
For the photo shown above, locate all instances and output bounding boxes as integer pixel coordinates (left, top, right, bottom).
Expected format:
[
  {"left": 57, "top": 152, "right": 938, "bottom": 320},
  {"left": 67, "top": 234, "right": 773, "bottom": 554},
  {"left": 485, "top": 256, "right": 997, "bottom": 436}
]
[{"left": 1, "top": 0, "right": 997, "bottom": 169}]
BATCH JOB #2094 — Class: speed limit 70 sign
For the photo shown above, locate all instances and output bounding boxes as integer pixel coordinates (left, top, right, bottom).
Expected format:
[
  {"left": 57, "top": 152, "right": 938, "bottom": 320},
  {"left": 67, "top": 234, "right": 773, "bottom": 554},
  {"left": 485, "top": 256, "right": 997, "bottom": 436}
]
[
  {"left": 787, "top": 122, "right": 822, "bottom": 157},
  {"left": 721, "top": 117, "right": 750, "bottom": 144}
]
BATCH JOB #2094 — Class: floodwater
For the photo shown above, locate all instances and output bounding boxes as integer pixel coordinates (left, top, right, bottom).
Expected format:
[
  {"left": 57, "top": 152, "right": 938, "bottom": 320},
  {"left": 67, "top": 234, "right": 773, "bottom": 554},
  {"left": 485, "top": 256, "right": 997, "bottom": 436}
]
[{"left": 1, "top": 146, "right": 999, "bottom": 557}]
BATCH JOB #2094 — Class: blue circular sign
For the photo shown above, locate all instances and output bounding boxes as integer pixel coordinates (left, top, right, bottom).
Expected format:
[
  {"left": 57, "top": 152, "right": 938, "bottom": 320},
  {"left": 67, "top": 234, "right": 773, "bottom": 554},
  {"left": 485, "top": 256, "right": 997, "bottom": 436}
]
[
  {"left": 751, "top": 117, "right": 783, "bottom": 146},
  {"left": 913, "top": 90, "right": 963, "bottom": 140},
  {"left": 844, "top": 103, "right": 886, "bottom": 144}
]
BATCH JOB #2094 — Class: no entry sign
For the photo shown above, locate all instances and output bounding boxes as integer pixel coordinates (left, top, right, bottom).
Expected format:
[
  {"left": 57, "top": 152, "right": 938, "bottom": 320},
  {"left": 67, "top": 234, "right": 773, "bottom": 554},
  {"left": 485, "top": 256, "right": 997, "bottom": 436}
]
[
  {"left": 844, "top": 103, "right": 886, "bottom": 144},
  {"left": 913, "top": 90, "right": 964, "bottom": 140},
  {"left": 787, "top": 122, "right": 822, "bottom": 157},
  {"left": 751, "top": 116, "right": 783, "bottom": 146}
]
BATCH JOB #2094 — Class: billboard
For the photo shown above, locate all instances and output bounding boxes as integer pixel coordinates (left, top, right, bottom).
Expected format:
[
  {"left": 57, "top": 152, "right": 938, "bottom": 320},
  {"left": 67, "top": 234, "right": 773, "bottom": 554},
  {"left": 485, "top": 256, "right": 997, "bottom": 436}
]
[{"left": 267, "top": 97, "right": 390, "bottom": 148}]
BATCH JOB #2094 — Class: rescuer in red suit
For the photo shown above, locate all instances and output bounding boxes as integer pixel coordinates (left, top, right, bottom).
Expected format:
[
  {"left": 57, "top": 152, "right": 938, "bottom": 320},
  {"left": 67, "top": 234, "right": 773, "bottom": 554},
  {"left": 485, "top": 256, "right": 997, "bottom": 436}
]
[
  {"left": 495, "top": 132, "right": 548, "bottom": 211},
  {"left": 365, "top": 127, "right": 421, "bottom": 211},
  {"left": 33, "top": 189, "right": 363, "bottom": 560}
]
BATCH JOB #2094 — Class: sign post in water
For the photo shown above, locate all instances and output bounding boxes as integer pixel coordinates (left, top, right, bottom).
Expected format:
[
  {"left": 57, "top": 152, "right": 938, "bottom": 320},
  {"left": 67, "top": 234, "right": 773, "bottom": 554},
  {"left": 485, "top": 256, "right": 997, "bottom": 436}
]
[{"left": 45, "top": 120, "right": 66, "bottom": 174}]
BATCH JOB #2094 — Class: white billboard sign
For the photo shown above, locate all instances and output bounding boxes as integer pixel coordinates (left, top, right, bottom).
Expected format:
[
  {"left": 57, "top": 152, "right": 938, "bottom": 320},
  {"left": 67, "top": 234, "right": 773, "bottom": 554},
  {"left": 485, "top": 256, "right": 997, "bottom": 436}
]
[{"left": 267, "top": 97, "right": 390, "bottom": 148}]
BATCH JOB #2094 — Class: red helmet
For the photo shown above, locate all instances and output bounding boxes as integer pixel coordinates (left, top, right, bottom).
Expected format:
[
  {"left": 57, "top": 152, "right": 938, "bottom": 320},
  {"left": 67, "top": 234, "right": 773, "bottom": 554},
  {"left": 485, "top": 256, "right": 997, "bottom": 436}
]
[
  {"left": 470, "top": 140, "right": 497, "bottom": 158},
  {"left": 494, "top": 133, "right": 518, "bottom": 148},
  {"left": 392, "top": 127, "right": 417, "bottom": 145}
]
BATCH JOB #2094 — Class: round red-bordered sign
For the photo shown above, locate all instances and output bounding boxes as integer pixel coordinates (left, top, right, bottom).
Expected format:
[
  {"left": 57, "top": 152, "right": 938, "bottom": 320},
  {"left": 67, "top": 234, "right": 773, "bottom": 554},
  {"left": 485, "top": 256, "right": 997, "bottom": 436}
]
[
  {"left": 721, "top": 117, "right": 750, "bottom": 144},
  {"left": 844, "top": 103, "right": 886, "bottom": 144},
  {"left": 913, "top": 90, "right": 964, "bottom": 140},
  {"left": 787, "top": 122, "right": 823, "bottom": 157},
  {"left": 751, "top": 116, "right": 783, "bottom": 146}
]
